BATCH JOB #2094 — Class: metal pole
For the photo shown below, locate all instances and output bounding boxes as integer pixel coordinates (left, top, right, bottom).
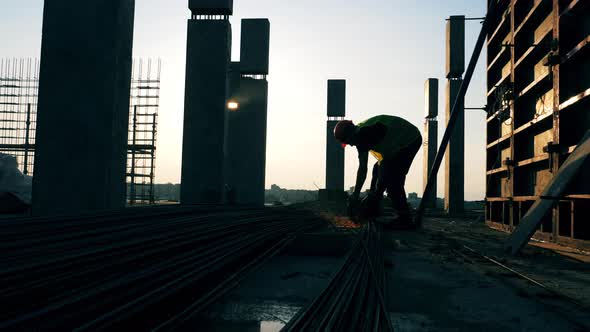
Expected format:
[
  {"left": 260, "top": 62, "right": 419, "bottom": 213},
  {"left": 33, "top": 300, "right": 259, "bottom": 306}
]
[
  {"left": 150, "top": 113, "right": 156, "bottom": 204},
  {"left": 415, "top": 1, "right": 503, "bottom": 226},
  {"left": 23, "top": 103, "right": 31, "bottom": 175},
  {"left": 130, "top": 105, "right": 138, "bottom": 205}
]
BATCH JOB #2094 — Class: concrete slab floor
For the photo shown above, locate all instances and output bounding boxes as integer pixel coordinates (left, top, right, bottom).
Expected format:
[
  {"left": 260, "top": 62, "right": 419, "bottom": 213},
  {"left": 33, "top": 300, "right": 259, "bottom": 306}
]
[
  {"left": 386, "top": 239, "right": 582, "bottom": 331},
  {"left": 197, "top": 216, "right": 589, "bottom": 331}
]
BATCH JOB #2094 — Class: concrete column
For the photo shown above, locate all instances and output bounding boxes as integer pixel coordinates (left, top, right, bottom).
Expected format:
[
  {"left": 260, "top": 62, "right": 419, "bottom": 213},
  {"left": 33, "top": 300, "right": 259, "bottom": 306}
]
[
  {"left": 225, "top": 62, "right": 241, "bottom": 205},
  {"left": 325, "top": 80, "right": 346, "bottom": 193},
  {"left": 181, "top": 3, "right": 232, "bottom": 205},
  {"left": 32, "top": 0, "right": 135, "bottom": 215},
  {"left": 446, "top": 16, "right": 465, "bottom": 79},
  {"left": 225, "top": 19, "right": 270, "bottom": 206},
  {"left": 445, "top": 79, "right": 465, "bottom": 214},
  {"left": 240, "top": 19, "right": 270, "bottom": 76},
  {"left": 444, "top": 15, "right": 465, "bottom": 215},
  {"left": 326, "top": 120, "right": 345, "bottom": 191},
  {"left": 227, "top": 78, "right": 268, "bottom": 205},
  {"left": 423, "top": 78, "right": 438, "bottom": 209},
  {"left": 423, "top": 120, "right": 438, "bottom": 207}
]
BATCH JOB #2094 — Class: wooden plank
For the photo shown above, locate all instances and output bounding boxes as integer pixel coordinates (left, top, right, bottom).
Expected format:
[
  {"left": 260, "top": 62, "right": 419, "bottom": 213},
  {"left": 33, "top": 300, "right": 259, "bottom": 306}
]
[
  {"left": 487, "top": 166, "right": 508, "bottom": 175},
  {"left": 487, "top": 132, "right": 511, "bottom": 148},
  {"left": 486, "top": 197, "right": 511, "bottom": 202},
  {"left": 513, "top": 111, "right": 552, "bottom": 135},
  {"left": 514, "top": 27, "right": 552, "bottom": 69},
  {"left": 505, "top": 130, "right": 590, "bottom": 255},
  {"left": 513, "top": 196, "right": 538, "bottom": 202},
  {"left": 559, "top": 87, "right": 590, "bottom": 111},
  {"left": 517, "top": 71, "right": 549, "bottom": 98},
  {"left": 487, "top": 9, "right": 509, "bottom": 46},
  {"left": 516, "top": 153, "right": 549, "bottom": 167},
  {"left": 565, "top": 194, "right": 590, "bottom": 199},
  {"left": 486, "top": 72, "right": 511, "bottom": 97},
  {"left": 561, "top": 35, "right": 590, "bottom": 64},
  {"left": 487, "top": 47, "right": 509, "bottom": 71},
  {"left": 560, "top": 0, "right": 585, "bottom": 18}
]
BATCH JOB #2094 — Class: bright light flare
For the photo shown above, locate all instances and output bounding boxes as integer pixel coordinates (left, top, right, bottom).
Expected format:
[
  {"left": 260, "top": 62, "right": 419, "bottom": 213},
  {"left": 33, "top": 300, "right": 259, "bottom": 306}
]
[{"left": 227, "top": 101, "right": 239, "bottom": 111}]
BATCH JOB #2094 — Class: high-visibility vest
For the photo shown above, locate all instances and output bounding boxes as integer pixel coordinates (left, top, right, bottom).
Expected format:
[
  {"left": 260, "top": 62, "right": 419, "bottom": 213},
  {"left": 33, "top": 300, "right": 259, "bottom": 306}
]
[{"left": 357, "top": 115, "right": 420, "bottom": 162}]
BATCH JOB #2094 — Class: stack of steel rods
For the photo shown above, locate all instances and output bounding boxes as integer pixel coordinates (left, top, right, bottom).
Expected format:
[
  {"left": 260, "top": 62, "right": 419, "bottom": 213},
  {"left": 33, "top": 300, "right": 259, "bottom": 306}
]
[
  {"left": 282, "top": 222, "right": 393, "bottom": 332},
  {"left": 0, "top": 206, "right": 326, "bottom": 330}
]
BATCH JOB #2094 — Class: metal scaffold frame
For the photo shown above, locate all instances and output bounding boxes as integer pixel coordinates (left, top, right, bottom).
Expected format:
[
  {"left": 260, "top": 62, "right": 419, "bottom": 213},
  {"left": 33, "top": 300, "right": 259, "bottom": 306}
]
[
  {"left": 0, "top": 57, "right": 161, "bottom": 206},
  {"left": 127, "top": 58, "right": 161, "bottom": 206},
  {"left": 0, "top": 58, "right": 39, "bottom": 175}
]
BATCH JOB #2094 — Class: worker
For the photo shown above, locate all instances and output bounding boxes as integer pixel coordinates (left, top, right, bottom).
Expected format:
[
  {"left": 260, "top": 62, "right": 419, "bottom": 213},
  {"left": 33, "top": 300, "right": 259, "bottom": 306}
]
[{"left": 334, "top": 115, "right": 422, "bottom": 226}]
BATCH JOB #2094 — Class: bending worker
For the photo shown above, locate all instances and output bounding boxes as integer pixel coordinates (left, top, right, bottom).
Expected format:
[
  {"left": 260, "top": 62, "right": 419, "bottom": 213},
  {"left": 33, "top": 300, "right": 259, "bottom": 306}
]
[{"left": 334, "top": 115, "right": 422, "bottom": 225}]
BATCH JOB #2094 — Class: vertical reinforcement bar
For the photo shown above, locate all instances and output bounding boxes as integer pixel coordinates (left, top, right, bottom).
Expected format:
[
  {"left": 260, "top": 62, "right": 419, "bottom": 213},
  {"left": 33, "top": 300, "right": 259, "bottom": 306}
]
[{"left": 24, "top": 103, "right": 31, "bottom": 175}]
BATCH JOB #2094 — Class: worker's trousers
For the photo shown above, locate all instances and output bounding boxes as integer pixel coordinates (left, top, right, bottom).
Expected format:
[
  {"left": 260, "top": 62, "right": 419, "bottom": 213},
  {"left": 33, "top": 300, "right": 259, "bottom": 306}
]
[{"left": 370, "top": 136, "right": 422, "bottom": 218}]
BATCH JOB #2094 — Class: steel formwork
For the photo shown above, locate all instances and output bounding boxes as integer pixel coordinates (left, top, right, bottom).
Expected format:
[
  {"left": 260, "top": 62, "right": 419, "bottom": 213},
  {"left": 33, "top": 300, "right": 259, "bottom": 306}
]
[
  {"left": 0, "top": 58, "right": 39, "bottom": 176},
  {"left": 485, "top": 0, "right": 590, "bottom": 248}
]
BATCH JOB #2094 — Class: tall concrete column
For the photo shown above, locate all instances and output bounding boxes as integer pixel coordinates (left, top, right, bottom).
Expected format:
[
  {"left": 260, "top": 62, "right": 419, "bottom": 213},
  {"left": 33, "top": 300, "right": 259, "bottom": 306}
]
[
  {"left": 225, "top": 62, "right": 241, "bottom": 205},
  {"left": 226, "top": 19, "right": 270, "bottom": 206},
  {"left": 181, "top": 1, "right": 232, "bottom": 205},
  {"left": 444, "top": 15, "right": 465, "bottom": 215},
  {"left": 423, "top": 78, "right": 438, "bottom": 209},
  {"left": 33, "top": 0, "right": 135, "bottom": 215},
  {"left": 326, "top": 80, "right": 346, "bottom": 193},
  {"left": 227, "top": 78, "right": 268, "bottom": 205}
]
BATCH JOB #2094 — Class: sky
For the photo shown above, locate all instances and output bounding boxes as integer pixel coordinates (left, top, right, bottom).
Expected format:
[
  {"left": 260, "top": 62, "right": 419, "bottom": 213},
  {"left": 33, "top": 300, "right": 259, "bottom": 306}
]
[{"left": 0, "top": 0, "right": 489, "bottom": 200}]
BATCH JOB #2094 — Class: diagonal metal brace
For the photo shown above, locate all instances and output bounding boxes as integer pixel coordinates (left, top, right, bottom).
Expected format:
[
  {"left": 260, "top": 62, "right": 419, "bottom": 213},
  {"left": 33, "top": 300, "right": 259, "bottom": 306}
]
[{"left": 414, "top": 0, "right": 506, "bottom": 226}]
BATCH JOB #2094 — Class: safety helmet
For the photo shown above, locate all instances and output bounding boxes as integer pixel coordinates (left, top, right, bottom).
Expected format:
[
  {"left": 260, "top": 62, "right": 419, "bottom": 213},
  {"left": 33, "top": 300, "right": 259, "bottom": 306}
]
[{"left": 333, "top": 120, "right": 355, "bottom": 147}]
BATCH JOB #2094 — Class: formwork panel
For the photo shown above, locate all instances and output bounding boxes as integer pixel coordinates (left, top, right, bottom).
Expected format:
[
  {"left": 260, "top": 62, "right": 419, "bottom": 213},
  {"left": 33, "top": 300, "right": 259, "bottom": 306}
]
[
  {"left": 573, "top": 200, "right": 590, "bottom": 240},
  {"left": 558, "top": 201, "right": 573, "bottom": 238},
  {"left": 501, "top": 119, "right": 512, "bottom": 136},
  {"left": 486, "top": 0, "right": 590, "bottom": 248}
]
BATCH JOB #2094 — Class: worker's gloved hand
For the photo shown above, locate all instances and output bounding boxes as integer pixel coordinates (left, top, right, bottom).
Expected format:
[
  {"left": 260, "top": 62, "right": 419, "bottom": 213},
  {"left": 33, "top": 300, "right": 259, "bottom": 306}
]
[
  {"left": 359, "top": 191, "right": 382, "bottom": 220},
  {"left": 346, "top": 194, "right": 360, "bottom": 218}
]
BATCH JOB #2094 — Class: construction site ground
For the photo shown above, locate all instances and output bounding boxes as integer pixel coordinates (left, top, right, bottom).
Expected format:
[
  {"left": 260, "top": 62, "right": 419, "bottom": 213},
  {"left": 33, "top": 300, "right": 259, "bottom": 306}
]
[{"left": 199, "top": 205, "right": 590, "bottom": 331}]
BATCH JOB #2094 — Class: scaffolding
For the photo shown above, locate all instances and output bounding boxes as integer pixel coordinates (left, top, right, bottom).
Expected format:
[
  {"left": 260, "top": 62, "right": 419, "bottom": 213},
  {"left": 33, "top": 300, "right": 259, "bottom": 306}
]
[
  {"left": 0, "top": 58, "right": 39, "bottom": 176},
  {"left": 127, "top": 59, "right": 161, "bottom": 205},
  {"left": 0, "top": 58, "right": 161, "bottom": 206}
]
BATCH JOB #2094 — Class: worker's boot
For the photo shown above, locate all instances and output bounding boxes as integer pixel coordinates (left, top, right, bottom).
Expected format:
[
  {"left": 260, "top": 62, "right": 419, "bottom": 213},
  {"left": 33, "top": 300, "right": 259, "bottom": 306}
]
[{"left": 383, "top": 195, "right": 415, "bottom": 230}]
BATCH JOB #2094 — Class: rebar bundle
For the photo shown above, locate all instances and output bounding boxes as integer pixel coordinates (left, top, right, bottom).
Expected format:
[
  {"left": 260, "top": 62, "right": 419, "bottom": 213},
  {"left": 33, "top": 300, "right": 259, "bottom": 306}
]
[
  {"left": 282, "top": 222, "right": 393, "bottom": 332},
  {"left": 0, "top": 205, "right": 326, "bottom": 330}
]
